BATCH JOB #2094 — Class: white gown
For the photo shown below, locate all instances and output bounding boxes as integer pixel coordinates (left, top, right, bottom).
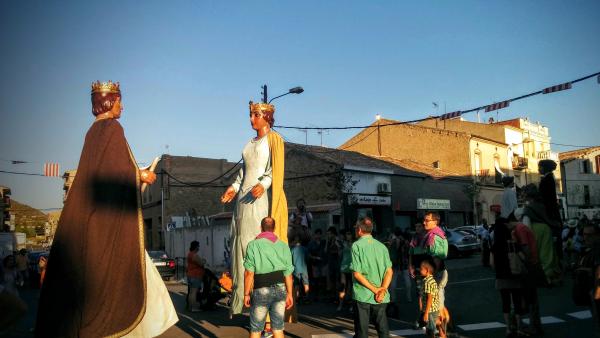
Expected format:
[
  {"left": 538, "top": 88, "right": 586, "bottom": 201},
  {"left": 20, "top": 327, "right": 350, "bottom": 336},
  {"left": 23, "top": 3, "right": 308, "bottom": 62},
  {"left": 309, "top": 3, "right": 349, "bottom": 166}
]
[
  {"left": 229, "top": 135, "right": 272, "bottom": 314},
  {"left": 124, "top": 251, "right": 179, "bottom": 337}
]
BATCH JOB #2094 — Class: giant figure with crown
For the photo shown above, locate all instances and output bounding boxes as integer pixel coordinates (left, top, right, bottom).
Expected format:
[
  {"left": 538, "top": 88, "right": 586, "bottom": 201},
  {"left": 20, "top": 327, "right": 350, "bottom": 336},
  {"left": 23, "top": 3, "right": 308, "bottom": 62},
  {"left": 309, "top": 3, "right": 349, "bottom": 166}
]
[
  {"left": 35, "top": 81, "right": 178, "bottom": 337},
  {"left": 221, "top": 101, "right": 289, "bottom": 316}
]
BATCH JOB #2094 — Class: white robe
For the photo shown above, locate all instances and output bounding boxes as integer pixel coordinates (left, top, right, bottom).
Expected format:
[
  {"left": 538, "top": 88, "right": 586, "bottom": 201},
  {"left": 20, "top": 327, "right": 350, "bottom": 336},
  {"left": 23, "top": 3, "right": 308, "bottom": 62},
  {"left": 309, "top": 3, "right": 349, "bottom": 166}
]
[{"left": 229, "top": 135, "right": 272, "bottom": 315}]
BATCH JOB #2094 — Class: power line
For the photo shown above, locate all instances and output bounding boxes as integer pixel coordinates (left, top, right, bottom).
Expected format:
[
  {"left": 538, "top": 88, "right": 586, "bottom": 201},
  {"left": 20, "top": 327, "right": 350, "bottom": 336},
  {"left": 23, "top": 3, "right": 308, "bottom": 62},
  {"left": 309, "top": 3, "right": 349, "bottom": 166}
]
[
  {"left": 274, "top": 71, "right": 600, "bottom": 131},
  {"left": 0, "top": 170, "right": 49, "bottom": 177}
]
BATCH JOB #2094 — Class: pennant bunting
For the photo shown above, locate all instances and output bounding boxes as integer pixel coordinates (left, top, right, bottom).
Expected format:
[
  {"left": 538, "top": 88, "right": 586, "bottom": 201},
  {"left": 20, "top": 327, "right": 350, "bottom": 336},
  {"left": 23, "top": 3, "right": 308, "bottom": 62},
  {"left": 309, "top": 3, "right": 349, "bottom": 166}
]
[
  {"left": 44, "top": 163, "right": 60, "bottom": 177},
  {"left": 485, "top": 101, "right": 510, "bottom": 112},
  {"left": 542, "top": 82, "right": 572, "bottom": 94}
]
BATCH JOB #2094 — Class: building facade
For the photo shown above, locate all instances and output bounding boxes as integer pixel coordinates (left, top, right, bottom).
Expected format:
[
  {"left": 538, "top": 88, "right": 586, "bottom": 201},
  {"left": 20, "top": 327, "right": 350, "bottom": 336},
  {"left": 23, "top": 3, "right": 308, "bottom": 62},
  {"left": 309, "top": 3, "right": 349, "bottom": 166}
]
[
  {"left": 560, "top": 147, "right": 600, "bottom": 220},
  {"left": 142, "top": 155, "right": 239, "bottom": 250},
  {"left": 1, "top": 186, "right": 12, "bottom": 232},
  {"left": 418, "top": 116, "right": 562, "bottom": 190},
  {"left": 340, "top": 119, "right": 508, "bottom": 224}
]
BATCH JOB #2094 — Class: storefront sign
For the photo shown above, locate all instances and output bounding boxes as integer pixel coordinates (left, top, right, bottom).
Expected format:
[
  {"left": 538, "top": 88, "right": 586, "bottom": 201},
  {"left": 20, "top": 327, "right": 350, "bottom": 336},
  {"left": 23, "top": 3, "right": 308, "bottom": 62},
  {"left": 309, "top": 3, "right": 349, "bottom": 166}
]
[
  {"left": 348, "top": 194, "right": 391, "bottom": 206},
  {"left": 417, "top": 198, "right": 451, "bottom": 210}
]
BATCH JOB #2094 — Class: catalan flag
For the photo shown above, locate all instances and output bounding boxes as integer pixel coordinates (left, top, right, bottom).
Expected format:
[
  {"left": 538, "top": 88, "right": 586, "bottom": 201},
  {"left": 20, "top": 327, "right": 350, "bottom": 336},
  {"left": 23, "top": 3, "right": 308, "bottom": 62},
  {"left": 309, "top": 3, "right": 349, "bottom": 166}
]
[{"left": 44, "top": 163, "right": 60, "bottom": 177}]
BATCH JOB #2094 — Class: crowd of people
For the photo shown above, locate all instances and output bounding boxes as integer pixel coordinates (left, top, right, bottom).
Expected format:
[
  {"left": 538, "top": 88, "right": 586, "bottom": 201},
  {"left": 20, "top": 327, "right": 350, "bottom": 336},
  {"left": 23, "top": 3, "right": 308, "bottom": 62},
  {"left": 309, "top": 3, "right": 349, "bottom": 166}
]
[{"left": 217, "top": 199, "right": 453, "bottom": 338}]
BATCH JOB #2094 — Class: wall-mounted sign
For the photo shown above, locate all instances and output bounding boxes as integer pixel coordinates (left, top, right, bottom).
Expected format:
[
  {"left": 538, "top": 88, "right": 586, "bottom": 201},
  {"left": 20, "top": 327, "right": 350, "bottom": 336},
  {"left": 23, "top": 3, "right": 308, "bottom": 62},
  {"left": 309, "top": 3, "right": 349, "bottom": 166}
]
[
  {"left": 348, "top": 194, "right": 391, "bottom": 206},
  {"left": 417, "top": 198, "right": 451, "bottom": 210}
]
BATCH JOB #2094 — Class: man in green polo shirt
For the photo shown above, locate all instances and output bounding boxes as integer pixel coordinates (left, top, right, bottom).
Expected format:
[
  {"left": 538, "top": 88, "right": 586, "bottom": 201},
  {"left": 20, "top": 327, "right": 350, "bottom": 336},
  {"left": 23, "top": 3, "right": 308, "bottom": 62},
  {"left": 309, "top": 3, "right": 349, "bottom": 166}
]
[
  {"left": 243, "top": 217, "right": 294, "bottom": 338},
  {"left": 350, "top": 217, "right": 393, "bottom": 338}
]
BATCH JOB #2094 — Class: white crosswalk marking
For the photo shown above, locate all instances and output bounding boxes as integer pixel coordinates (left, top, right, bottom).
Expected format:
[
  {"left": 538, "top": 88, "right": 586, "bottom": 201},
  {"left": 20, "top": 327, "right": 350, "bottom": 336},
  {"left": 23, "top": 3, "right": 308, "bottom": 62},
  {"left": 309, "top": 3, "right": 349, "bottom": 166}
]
[
  {"left": 522, "top": 316, "right": 564, "bottom": 325},
  {"left": 390, "top": 328, "right": 426, "bottom": 336},
  {"left": 458, "top": 322, "right": 506, "bottom": 331},
  {"left": 312, "top": 329, "right": 426, "bottom": 338},
  {"left": 313, "top": 310, "right": 593, "bottom": 337},
  {"left": 567, "top": 310, "right": 592, "bottom": 319}
]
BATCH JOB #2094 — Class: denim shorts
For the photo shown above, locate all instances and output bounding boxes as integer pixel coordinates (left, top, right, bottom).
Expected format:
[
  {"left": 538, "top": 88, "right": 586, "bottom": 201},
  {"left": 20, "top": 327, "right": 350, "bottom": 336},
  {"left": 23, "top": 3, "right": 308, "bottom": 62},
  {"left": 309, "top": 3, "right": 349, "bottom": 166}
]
[
  {"left": 426, "top": 311, "right": 440, "bottom": 334},
  {"left": 249, "top": 284, "right": 287, "bottom": 333}
]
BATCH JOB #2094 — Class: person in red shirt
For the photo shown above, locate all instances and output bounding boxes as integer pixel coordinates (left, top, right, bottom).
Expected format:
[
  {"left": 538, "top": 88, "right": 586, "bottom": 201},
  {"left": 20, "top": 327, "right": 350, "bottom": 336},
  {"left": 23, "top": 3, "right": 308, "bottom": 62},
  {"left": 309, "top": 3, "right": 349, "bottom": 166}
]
[
  {"left": 509, "top": 213, "right": 543, "bottom": 335},
  {"left": 187, "top": 241, "right": 205, "bottom": 312}
]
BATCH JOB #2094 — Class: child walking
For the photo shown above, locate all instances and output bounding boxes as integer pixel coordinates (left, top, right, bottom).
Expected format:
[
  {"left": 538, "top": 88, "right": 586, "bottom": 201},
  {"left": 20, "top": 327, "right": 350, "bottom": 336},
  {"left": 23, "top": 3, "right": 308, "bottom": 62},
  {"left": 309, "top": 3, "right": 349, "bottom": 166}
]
[{"left": 419, "top": 258, "right": 441, "bottom": 338}]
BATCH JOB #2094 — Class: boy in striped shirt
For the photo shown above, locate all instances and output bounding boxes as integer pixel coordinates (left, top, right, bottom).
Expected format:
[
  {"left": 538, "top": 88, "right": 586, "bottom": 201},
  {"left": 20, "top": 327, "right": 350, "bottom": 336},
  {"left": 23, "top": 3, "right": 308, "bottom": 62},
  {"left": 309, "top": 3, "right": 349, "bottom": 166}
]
[{"left": 419, "top": 258, "right": 441, "bottom": 338}]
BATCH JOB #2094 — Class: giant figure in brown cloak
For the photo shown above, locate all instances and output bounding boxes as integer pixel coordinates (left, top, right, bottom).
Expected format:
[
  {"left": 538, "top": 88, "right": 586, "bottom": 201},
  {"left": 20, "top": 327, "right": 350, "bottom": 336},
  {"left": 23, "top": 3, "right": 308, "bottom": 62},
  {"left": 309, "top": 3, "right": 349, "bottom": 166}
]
[{"left": 35, "top": 81, "right": 177, "bottom": 337}]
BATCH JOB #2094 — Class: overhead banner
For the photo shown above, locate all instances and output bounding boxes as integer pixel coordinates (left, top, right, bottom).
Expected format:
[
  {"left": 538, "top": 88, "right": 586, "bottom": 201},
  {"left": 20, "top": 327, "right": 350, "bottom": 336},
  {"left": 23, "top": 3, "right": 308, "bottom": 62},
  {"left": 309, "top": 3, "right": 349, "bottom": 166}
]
[{"left": 417, "top": 198, "right": 451, "bottom": 210}]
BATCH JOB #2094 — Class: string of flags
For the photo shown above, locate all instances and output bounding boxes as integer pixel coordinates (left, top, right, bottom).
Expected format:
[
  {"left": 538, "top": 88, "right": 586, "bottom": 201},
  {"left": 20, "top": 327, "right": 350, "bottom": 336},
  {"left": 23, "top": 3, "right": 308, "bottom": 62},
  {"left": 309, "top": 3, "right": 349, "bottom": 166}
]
[
  {"left": 43, "top": 163, "right": 61, "bottom": 177},
  {"left": 276, "top": 70, "right": 599, "bottom": 127}
]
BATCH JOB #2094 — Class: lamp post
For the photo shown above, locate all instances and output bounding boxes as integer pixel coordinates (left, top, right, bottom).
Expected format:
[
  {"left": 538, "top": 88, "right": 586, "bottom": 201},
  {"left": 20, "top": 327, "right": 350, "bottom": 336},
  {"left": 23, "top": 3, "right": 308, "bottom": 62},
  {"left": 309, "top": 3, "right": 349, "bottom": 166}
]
[{"left": 260, "top": 85, "right": 304, "bottom": 104}]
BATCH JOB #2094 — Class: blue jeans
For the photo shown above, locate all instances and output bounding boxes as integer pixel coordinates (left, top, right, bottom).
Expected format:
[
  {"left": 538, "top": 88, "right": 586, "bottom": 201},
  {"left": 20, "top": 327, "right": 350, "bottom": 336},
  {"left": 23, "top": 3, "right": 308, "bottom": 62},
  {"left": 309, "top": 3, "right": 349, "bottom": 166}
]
[{"left": 249, "top": 284, "right": 287, "bottom": 333}]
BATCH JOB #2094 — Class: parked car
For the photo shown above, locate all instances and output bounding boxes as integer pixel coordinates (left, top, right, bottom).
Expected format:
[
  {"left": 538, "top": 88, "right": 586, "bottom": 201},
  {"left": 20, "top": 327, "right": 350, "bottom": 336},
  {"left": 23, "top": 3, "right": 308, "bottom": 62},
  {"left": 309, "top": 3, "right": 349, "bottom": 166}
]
[
  {"left": 455, "top": 225, "right": 486, "bottom": 239},
  {"left": 148, "top": 250, "right": 176, "bottom": 281},
  {"left": 445, "top": 229, "right": 479, "bottom": 258}
]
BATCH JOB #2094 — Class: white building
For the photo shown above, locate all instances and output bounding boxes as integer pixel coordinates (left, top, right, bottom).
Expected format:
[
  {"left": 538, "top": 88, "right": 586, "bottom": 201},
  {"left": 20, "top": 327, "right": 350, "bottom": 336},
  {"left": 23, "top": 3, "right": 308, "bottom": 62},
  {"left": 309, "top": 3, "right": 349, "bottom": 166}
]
[{"left": 560, "top": 146, "right": 600, "bottom": 220}]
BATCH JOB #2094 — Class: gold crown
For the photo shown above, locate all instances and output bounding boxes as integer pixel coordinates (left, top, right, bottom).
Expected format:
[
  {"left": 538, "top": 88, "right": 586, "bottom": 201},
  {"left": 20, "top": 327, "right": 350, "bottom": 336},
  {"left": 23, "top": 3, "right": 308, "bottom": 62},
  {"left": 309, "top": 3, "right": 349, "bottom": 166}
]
[
  {"left": 91, "top": 80, "right": 121, "bottom": 94},
  {"left": 249, "top": 101, "right": 275, "bottom": 114}
]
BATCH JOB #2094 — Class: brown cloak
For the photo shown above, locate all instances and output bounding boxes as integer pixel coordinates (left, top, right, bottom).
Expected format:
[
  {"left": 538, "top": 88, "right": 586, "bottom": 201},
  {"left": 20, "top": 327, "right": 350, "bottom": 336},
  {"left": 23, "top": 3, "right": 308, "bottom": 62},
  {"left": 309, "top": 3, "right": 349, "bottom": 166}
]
[{"left": 35, "top": 119, "right": 146, "bottom": 337}]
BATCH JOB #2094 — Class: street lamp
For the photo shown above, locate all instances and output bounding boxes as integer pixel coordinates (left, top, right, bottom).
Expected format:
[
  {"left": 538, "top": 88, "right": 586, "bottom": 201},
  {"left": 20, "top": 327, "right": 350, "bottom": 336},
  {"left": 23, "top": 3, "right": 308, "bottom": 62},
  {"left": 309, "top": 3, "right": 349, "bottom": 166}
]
[{"left": 260, "top": 85, "right": 304, "bottom": 103}]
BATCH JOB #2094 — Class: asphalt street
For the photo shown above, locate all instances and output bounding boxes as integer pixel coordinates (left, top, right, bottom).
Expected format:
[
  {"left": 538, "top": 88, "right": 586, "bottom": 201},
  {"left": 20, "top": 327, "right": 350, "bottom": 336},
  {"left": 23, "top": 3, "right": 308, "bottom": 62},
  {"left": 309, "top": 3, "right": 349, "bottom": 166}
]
[{"left": 3, "top": 254, "right": 597, "bottom": 338}]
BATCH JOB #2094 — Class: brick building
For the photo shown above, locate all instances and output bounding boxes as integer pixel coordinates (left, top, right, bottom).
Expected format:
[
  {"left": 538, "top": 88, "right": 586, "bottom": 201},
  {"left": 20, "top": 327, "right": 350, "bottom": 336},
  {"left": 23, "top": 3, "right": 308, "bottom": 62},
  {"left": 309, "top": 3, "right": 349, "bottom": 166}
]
[
  {"left": 340, "top": 118, "right": 509, "bottom": 224},
  {"left": 142, "top": 155, "right": 239, "bottom": 250},
  {"left": 156, "top": 142, "right": 475, "bottom": 257},
  {"left": 418, "top": 116, "right": 561, "bottom": 189}
]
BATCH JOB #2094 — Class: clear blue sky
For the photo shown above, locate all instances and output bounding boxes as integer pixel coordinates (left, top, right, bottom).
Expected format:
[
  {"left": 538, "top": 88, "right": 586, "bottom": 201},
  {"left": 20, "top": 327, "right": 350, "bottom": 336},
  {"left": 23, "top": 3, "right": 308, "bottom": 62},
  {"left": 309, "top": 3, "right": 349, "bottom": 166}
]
[{"left": 1, "top": 0, "right": 599, "bottom": 210}]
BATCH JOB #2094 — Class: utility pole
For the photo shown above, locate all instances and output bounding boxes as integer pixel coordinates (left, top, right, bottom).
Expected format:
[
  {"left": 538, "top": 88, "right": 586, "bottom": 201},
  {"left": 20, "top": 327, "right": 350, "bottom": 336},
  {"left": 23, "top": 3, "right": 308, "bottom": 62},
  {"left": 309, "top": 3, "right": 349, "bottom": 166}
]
[{"left": 261, "top": 84, "right": 268, "bottom": 103}]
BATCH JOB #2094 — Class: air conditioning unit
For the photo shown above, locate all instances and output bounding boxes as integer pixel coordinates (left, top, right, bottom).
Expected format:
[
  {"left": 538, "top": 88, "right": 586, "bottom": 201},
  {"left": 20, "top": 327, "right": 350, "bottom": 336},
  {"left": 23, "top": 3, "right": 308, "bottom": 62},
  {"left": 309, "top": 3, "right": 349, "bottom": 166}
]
[{"left": 377, "top": 183, "right": 391, "bottom": 194}]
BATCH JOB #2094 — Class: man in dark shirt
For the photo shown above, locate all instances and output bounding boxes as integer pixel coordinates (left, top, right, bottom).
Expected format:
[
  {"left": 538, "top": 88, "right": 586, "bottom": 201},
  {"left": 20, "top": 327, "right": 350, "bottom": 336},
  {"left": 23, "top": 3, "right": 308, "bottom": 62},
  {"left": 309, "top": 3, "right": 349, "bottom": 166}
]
[{"left": 308, "top": 229, "right": 327, "bottom": 301}]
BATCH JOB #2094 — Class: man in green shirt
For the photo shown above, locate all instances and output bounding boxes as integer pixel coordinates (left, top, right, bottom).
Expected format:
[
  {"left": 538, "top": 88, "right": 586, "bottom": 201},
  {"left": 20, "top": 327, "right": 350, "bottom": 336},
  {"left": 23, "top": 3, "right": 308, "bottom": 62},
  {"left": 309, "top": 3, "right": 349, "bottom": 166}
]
[
  {"left": 350, "top": 217, "right": 393, "bottom": 338},
  {"left": 243, "top": 217, "right": 294, "bottom": 338}
]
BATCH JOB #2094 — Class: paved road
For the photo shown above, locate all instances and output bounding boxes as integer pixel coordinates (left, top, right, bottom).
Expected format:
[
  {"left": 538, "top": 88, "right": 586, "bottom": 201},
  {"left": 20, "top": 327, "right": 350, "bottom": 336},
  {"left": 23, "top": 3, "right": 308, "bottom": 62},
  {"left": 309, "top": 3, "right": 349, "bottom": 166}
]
[{"left": 3, "top": 254, "right": 597, "bottom": 337}]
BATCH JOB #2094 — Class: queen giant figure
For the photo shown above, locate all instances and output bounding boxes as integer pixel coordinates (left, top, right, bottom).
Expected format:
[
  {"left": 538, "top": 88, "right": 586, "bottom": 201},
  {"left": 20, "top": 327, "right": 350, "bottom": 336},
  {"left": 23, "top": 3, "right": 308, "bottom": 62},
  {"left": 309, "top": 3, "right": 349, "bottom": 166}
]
[
  {"left": 36, "top": 81, "right": 178, "bottom": 337},
  {"left": 221, "top": 101, "right": 288, "bottom": 315}
]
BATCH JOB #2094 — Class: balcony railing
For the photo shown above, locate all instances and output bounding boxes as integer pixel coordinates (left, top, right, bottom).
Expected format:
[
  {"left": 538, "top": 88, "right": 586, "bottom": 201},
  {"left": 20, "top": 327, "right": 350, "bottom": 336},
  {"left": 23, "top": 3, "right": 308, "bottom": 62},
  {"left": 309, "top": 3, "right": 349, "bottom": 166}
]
[
  {"left": 537, "top": 150, "right": 559, "bottom": 161},
  {"left": 512, "top": 156, "right": 528, "bottom": 170},
  {"left": 475, "top": 169, "right": 490, "bottom": 177}
]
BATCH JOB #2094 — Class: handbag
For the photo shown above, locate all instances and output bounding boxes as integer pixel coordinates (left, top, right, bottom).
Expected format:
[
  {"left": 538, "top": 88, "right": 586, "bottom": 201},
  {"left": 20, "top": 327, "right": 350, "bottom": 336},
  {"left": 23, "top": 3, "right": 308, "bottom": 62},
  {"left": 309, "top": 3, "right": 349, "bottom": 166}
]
[{"left": 507, "top": 240, "right": 527, "bottom": 276}]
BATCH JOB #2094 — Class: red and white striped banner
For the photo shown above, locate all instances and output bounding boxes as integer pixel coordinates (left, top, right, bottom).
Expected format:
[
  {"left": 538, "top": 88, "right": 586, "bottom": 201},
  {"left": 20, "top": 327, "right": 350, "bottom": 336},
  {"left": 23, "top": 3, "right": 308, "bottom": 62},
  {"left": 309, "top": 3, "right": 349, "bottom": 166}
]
[
  {"left": 485, "top": 100, "right": 510, "bottom": 112},
  {"left": 542, "top": 82, "right": 572, "bottom": 94},
  {"left": 440, "top": 111, "right": 462, "bottom": 120},
  {"left": 43, "top": 163, "right": 60, "bottom": 177}
]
